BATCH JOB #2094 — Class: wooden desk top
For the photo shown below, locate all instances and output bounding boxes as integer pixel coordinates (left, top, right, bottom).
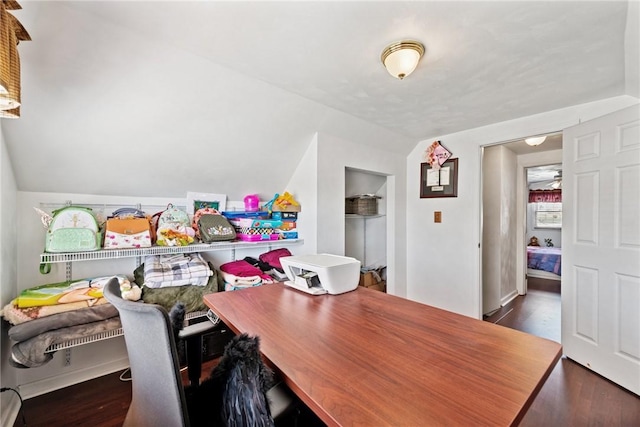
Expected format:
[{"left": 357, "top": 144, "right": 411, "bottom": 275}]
[{"left": 203, "top": 284, "right": 562, "bottom": 427}]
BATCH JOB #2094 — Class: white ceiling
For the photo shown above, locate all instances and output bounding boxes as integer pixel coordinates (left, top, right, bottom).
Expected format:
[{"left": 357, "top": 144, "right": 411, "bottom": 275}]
[{"left": 2, "top": 1, "right": 638, "bottom": 201}]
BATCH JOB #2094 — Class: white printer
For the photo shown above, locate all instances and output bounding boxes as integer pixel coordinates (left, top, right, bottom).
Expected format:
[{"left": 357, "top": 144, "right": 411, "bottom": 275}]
[{"left": 280, "top": 254, "right": 361, "bottom": 295}]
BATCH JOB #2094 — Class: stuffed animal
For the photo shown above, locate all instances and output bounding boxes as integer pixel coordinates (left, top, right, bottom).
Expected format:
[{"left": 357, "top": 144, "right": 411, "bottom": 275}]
[{"left": 528, "top": 236, "right": 540, "bottom": 247}]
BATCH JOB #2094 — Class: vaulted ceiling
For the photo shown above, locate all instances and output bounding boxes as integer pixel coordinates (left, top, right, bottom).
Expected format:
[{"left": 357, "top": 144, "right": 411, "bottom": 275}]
[{"left": 2, "top": 1, "right": 638, "bottom": 200}]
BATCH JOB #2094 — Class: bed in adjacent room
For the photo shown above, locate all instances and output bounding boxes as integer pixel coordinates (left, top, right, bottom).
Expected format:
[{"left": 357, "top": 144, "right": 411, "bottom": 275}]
[{"left": 527, "top": 246, "right": 561, "bottom": 281}]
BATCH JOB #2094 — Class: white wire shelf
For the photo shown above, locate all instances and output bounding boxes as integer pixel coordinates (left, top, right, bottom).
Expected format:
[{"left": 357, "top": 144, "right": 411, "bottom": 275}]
[
  {"left": 44, "top": 310, "right": 209, "bottom": 353},
  {"left": 345, "top": 214, "right": 384, "bottom": 219},
  {"left": 40, "top": 239, "right": 304, "bottom": 264}
]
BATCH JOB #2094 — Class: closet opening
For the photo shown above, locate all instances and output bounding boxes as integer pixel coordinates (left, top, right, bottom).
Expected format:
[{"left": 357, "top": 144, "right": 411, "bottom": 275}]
[{"left": 344, "top": 167, "right": 387, "bottom": 293}]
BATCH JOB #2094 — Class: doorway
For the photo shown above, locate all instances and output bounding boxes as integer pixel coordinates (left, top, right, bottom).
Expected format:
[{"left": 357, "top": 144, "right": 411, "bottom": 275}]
[
  {"left": 481, "top": 133, "right": 562, "bottom": 318},
  {"left": 525, "top": 163, "right": 563, "bottom": 284}
]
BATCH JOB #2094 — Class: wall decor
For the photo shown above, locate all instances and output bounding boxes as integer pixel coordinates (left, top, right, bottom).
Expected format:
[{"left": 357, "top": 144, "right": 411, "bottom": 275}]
[
  {"left": 420, "top": 158, "right": 458, "bottom": 198},
  {"left": 424, "top": 140, "right": 452, "bottom": 169},
  {"left": 186, "top": 192, "right": 227, "bottom": 215}
]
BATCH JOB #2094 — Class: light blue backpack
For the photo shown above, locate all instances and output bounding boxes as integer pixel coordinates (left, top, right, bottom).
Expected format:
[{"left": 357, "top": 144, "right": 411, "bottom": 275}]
[{"left": 44, "top": 206, "right": 102, "bottom": 253}]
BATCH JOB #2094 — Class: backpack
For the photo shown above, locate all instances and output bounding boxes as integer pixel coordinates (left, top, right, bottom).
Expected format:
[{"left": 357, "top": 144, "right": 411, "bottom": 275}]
[
  {"left": 44, "top": 206, "right": 102, "bottom": 253},
  {"left": 104, "top": 208, "right": 153, "bottom": 249},
  {"left": 153, "top": 204, "right": 194, "bottom": 246},
  {"left": 197, "top": 214, "right": 236, "bottom": 242},
  {"left": 191, "top": 207, "right": 221, "bottom": 239}
]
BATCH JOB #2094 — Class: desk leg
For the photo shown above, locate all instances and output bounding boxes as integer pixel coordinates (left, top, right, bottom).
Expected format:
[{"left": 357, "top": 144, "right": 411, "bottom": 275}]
[{"left": 185, "top": 335, "right": 203, "bottom": 387}]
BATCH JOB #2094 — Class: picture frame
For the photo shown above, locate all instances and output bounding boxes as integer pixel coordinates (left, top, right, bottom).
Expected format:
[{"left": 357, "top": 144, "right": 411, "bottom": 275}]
[
  {"left": 420, "top": 158, "right": 458, "bottom": 198},
  {"left": 185, "top": 192, "right": 227, "bottom": 215}
]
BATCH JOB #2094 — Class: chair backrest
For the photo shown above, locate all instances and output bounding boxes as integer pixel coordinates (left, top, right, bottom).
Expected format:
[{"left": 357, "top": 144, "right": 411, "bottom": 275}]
[{"left": 103, "top": 278, "right": 190, "bottom": 427}]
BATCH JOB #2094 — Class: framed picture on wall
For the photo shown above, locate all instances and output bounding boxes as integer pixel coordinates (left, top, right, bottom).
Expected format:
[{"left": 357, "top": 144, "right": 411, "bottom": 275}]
[
  {"left": 186, "top": 192, "right": 227, "bottom": 215},
  {"left": 420, "top": 158, "right": 458, "bottom": 198}
]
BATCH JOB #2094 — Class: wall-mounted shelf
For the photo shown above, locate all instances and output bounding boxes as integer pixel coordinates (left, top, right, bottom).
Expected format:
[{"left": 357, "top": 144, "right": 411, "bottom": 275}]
[
  {"left": 345, "top": 214, "right": 384, "bottom": 219},
  {"left": 40, "top": 239, "right": 304, "bottom": 265},
  {"left": 44, "top": 310, "right": 208, "bottom": 354}
]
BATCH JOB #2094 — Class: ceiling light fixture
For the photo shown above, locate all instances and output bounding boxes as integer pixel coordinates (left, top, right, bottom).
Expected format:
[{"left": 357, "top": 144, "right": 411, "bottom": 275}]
[
  {"left": 381, "top": 40, "right": 425, "bottom": 80},
  {"left": 525, "top": 136, "right": 546, "bottom": 146}
]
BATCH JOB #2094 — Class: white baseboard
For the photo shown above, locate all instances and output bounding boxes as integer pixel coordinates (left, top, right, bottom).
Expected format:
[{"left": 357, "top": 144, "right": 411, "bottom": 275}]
[
  {"left": 18, "top": 357, "right": 129, "bottom": 400},
  {"left": 501, "top": 289, "right": 519, "bottom": 307},
  {"left": 527, "top": 268, "right": 561, "bottom": 281}
]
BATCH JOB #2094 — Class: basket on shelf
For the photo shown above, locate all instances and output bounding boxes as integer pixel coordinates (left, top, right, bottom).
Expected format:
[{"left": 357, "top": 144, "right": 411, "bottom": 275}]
[{"left": 345, "top": 194, "right": 381, "bottom": 216}]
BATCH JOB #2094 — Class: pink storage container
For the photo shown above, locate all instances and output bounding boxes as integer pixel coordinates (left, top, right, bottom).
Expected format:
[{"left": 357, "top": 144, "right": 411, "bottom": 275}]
[
  {"left": 236, "top": 232, "right": 280, "bottom": 242},
  {"left": 234, "top": 226, "right": 279, "bottom": 242},
  {"left": 230, "top": 218, "right": 282, "bottom": 228},
  {"left": 243, "top": 194, "right": 260, "bottom": 212}
]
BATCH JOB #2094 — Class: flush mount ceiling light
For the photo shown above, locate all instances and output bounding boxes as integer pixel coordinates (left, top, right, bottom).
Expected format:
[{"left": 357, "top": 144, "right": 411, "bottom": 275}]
[
  {"left": 525, "top": 136, "right": 547, "bottom": 146},
  {"left": 381, "top": 40, "right": 425, "bottom": 80}
]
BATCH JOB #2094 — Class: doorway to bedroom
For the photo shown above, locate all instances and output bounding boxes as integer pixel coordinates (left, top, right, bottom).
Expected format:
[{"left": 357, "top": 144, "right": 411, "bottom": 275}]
[
  {"left": 481, "top": 133, "right": 563, "bottom": 340},
  {"left": 525, "top": 163, "right": 562, "bottom": 294}
]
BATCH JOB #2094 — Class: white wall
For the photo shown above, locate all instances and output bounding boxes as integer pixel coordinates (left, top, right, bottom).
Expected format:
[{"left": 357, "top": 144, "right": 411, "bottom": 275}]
[
  {"left": 482, "top": 146, "right": 502, "bottom": 313},
  {"left": 500, "top": 147, "right": 518, "bottom": 305},
  {"left": 482, "top": 145, "right": 518, "bottom": 314},
  {"left": 283, "top": 134, "right": 319, "bottom": 256},
  {"left": 625, "top": 0, "right": 640, "bottom": 98},
  {"left": 406, "top": 95, "right": 639, "bottom": 318},
  {"left": 0, "top": 125, "right": 20, "bottom": 426}
]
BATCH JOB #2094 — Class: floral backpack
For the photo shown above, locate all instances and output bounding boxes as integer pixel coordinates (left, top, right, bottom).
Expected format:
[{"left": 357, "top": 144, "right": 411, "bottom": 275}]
[{"left": 152, "top": 204, "right": 194, "bottom": 246}]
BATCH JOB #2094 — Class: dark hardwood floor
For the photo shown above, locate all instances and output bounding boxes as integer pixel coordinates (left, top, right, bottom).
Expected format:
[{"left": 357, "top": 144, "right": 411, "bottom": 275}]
[
  {"left": 485, "top": 277, "right": 640, "bottom": 426},
  {"left": 13, "top": 279, "right": 640, "bottom": 426}
]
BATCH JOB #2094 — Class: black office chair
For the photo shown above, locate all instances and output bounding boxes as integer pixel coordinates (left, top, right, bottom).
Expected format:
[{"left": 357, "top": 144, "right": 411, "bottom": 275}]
[{"left": 103, "top": 277, "right": 297, "bottom": 427}]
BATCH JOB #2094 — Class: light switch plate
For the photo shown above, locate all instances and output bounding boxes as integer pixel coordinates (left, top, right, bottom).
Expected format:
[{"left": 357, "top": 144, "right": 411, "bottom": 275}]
[{"left": 434, "top": 211, "right": 442, "bottom": 223}]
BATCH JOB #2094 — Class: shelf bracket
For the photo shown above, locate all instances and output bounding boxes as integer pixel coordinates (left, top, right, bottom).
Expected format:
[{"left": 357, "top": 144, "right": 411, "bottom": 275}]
[{"left": 65, "top": 262, "right": 72, "bottom": 281}]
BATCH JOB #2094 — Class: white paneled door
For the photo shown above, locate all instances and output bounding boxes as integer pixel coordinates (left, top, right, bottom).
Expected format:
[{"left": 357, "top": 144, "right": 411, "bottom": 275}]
[{"left": 562, "top": 104, "right": 640, "bottom": 395}]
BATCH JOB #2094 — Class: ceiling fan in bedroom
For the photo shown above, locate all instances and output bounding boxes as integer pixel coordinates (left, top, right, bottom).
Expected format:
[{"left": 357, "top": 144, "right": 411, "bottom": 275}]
[{"left": 551, "top": 170, "right": 562, "bottom": 189}]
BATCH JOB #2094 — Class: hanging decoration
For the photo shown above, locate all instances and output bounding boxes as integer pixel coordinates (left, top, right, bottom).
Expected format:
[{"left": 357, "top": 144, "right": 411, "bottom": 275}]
[
  {"left": 423, "top": 140, "right": 452, "bottom": 170},
  {"left": 0, "top": 0, "right": 31, "bottom": 118}
]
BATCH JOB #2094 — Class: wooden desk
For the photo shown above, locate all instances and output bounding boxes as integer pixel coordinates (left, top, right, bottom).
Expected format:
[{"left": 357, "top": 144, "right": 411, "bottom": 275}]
[{"left": 203, "top": 284, "right": 562, "bottom": 426}]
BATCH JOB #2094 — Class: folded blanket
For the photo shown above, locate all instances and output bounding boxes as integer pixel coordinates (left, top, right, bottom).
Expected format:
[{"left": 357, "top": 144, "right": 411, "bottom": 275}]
[
  {"left": 219, "top": 260, "right": 275, "bottom": 283},
  {"left": 143, "top": 253, "right": 212, "bottom": 288},
  {"left": 13, "top": 275, "right": 129, "bottom": 308},
  {"left": 221, "top": 270, "right": 263, "bottom": 291},
  {"left": 135, "top": 262, "right": 222, "bottom": 313},
  {"left": 10, "top": 317, "right": 122, "bottom": 369},
  {"left": 220, "top": 271, "right": 262, "bottom": 286},
  {"left": 144, "top": 276, "right": 210, "bottom": 289},
  {"left": 8, "top": 303, "right": 119, "bottom": 343},
  {"left": 2, "top": 298, "right": 110, "bottom": 325},
  {"left": 224, "top": 282, "right": 263, "bottom": 291}
]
